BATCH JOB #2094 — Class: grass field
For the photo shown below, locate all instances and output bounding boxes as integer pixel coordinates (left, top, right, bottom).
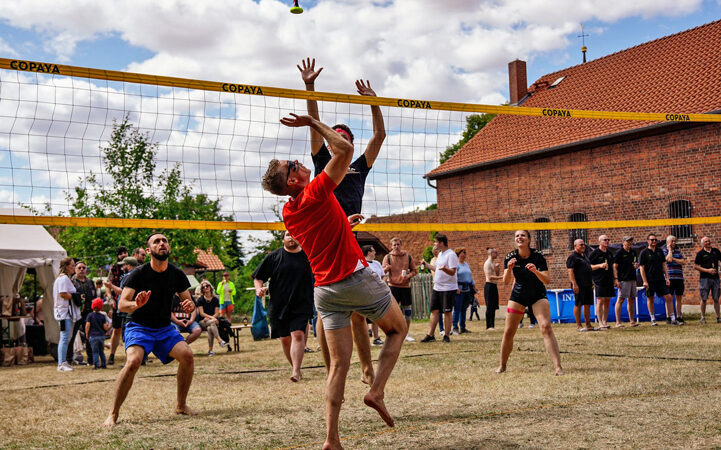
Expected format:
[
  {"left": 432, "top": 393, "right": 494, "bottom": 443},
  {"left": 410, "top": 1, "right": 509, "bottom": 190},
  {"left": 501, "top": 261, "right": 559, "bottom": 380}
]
[{"left": 2, "top": 316, "right": 721, "bottom": 449}]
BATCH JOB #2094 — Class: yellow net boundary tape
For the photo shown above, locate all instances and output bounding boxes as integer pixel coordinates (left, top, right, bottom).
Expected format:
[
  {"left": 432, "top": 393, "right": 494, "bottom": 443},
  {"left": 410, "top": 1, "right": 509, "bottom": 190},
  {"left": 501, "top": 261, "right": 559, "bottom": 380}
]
[
  {"left": 2, "top": 215, "right": 720, "bottom": 232},
  {"left": 2, "top": 58, "right": 721, "bottom": 123}
]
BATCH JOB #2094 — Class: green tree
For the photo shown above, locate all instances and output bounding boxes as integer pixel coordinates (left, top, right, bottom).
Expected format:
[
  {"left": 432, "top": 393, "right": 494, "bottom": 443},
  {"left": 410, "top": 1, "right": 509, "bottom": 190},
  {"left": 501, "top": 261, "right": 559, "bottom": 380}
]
[
  {"left": 57, "top": 116, "right": 234, "bottom": 271},
  {"left": 439, "top": 113, "right": 496, "bottom": 164}
]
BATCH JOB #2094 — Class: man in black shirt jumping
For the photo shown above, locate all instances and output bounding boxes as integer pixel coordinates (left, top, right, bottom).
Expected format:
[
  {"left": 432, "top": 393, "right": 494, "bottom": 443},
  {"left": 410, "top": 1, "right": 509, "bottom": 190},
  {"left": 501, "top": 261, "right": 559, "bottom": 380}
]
[{"left": 104, "top": 233, "right": 196, "bottom": 427}]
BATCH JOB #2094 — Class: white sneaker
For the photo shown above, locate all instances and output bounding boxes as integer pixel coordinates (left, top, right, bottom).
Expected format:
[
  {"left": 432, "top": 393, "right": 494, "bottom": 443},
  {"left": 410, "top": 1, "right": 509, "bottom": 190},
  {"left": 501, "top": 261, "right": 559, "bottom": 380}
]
[
  {"left": 528, "top": 324, "right": 536, "bottom": 329},
  {"left": 404, "top": 335, "right": 416, "bottom": 342},
  {"left": 440, "top": 330, "right": 445, "bottom": 336},
  {"left": 219, "top": 340, "right": 228, "bottom": 348},
  {"left": 450, "top": 330, "right": 459, "bottom": 336},
  {"left": 651, "top": 320, "right": 658, "bottom": 326},
  {"left": 57, "top": 362, "right": 73, "bottom": 372},
  {"left": 208, "top": 350, "right": 215, "bottom": 356}
]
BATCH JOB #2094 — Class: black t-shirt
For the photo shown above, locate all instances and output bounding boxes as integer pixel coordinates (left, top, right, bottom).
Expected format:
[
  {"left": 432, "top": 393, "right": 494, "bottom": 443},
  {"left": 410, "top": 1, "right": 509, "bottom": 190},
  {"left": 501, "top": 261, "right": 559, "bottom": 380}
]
[
  {"left": 566, "top": 251, "right": 593, "bottom": 287},
  {"left": 614, "top": 248, "right": 637, "bottom": 282},
  {"left": 639, "top": 247, "right": 666, "bottom": 282},
  {"left": 252, "top": 248, "right": 314, "bottom": 320},
  {"left": 72, "top": 277, "right": 96, "bottom": 316},
  {"left": 695, "top": 248, "right": 721, "bottom": 279},
  {"left": 588, "top": 248, "right": 614, "bottom": 286},
  {"left": 312, "top": 143, "right": 371, "bottom": 217},
  {"left": 196, "top": 295, "right": 220, "bottom": 318},
  {"left": 504, "top": 249, "right": 548, "bottom": 303},
  {"left": 85, "top": 311, "right": 107, "bottom": 338},
  {"left": 124, "top": 263, "right": 191, "bottom": 329}
]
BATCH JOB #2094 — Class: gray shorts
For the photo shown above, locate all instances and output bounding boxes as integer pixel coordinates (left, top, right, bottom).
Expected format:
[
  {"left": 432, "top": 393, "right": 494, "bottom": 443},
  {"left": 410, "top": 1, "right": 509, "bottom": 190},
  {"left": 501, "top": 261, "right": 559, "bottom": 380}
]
[
  {"left": 314, "top": 267, "right": 393, "bottom": 330},
  {"left": 699, "top": 278, "right": 721, "bottom": 302},
  {"left": 618, "top": 281, "right": 637, "bottom": 299}
]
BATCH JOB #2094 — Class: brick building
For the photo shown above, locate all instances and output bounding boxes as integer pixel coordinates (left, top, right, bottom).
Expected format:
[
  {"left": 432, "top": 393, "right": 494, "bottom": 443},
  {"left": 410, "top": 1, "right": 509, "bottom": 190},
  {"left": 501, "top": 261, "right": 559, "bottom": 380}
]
[{"left": 371, "top": 20, "right": 721, "bottom": 305}]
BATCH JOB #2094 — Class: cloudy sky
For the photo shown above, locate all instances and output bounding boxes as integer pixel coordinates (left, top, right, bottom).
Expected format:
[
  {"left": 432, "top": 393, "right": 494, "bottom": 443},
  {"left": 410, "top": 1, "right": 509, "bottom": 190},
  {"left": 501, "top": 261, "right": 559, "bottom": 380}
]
[{"left": 0, "top": 0, "right": 718, "bottom": 253}]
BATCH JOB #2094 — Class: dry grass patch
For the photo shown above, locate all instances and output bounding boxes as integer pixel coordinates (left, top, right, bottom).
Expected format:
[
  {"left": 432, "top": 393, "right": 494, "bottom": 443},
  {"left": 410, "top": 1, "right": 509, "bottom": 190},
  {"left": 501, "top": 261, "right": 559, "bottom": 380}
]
[{"left": 2, "top": 318, "right": 721, "bottom": 449}]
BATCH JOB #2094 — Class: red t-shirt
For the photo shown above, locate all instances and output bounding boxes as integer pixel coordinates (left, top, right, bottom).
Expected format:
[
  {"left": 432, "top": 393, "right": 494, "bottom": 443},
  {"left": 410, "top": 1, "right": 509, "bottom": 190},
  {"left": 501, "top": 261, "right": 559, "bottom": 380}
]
[{"left": 283, "top": 171, "right": 367, "bottom": 286}]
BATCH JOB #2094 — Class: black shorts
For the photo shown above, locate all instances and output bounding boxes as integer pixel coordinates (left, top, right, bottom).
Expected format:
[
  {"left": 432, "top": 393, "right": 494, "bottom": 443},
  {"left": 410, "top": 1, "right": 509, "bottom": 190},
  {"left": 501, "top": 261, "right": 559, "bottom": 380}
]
[
  {"left": 574, "top": 285, "right": 594, "bottom": 306},
  {"left": 390, "top": 286, "right": 412, "bottom": 307},
  {"left": 646, "top": 280, "right": 670, "bottom": 298},
  {"left": 594, "top": 282, "right": 615, "bottom": 298},
  {"left": 430, "top": 289, "right": 455, "bottom": 313},
  {"left": 112, "top": 311, "right": 127, "bottom": 329},
  {"left": 669, "top": 279, "right": 685, "bottom": 296},
  {"left": 269, "top": 313, "right": 311, "bottom": 339}
]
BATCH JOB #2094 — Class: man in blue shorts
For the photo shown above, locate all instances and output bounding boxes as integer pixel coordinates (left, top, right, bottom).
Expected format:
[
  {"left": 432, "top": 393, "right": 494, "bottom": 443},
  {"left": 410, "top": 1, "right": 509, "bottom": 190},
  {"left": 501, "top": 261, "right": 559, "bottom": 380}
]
[{"left": 103, "top": 233, "right": 196, "bottom": 427}]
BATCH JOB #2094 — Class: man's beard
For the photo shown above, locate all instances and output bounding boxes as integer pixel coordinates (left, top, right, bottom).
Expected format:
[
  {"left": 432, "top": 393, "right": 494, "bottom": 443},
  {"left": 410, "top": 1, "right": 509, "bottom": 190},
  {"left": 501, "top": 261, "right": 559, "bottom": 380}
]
[{"left": 151, "top": 250, "right": 170, "bottom": 261}]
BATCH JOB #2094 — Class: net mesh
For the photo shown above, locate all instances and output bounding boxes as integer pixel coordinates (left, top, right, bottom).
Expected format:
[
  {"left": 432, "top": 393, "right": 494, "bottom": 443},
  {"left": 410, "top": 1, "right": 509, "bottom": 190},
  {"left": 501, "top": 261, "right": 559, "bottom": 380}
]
[{"left": 0, "top": 66, "right": 471, "bottom": 226}]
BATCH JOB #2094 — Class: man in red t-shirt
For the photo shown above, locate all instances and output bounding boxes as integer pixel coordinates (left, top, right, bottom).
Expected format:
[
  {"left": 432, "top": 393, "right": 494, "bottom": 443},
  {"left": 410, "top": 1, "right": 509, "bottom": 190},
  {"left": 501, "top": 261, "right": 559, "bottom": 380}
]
[{"left": 262, "top": 113, "right": 407, "bottom": 449}]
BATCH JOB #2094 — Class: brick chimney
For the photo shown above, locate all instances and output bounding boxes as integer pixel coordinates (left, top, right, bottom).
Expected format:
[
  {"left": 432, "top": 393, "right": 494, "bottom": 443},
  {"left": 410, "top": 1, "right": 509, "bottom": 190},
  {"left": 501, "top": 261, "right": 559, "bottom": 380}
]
[{"left": 508, "top": 59, "right": 527, "bottom": 105}]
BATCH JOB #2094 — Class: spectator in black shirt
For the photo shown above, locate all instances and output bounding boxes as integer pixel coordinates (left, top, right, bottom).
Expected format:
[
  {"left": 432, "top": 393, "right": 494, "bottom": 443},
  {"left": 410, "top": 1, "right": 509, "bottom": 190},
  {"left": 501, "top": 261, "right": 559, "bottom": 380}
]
[
  {"left": 613, "top": 236, "right": 639, "bottom": 327},
  {"left": 694, "top": 236, "right": 721, "bottom": 324},
  {"left": 69, "top": 260, "right": 95, "bottom": 365},
  {"left": 589, "top": 235, "right": 615, "bottom": 330},
  {"left": 639, "top": 233, "right": 676, "bottom": 326},
  {"left": 498, "top": 230, "right": 563, "bottom": 376},
  {"left": 196, "top": 281, "right": 227, "bottom": 355},
  {"left": 104, "top": 233, "right": 195, "bottom": 428},
  {"left": 253, "top": 231, "right": 314, "bottom": 382},
  {"left": 567, "top": 239, "right": 594, "bottom": 332}
]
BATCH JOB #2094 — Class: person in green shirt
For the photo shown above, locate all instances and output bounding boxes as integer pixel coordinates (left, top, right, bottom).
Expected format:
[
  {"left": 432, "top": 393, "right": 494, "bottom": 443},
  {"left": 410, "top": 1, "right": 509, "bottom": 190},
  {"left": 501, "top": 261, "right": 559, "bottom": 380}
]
[{"left": 216, "top": 272, "right": 236, "bottom": 321}]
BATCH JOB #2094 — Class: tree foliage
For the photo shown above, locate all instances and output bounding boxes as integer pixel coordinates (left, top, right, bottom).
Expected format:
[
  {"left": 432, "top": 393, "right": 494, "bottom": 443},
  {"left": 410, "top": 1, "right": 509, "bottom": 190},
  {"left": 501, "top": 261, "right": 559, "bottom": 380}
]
[
  {"left": 57, "top": 116, "right": 239, "bottom": 271},
  {"left": 439, "top": 113, "right": 496, "bottom": 164}
]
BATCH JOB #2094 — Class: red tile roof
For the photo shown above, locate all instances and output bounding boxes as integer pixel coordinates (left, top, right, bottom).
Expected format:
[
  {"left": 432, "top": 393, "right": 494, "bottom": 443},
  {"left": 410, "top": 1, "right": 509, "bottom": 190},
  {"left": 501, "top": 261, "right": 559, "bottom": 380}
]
[
  {"left": 194, "top": 248, "right": 225, "bottom": 271},
  {"left": 428, "top": 20, "right": 721, "bottom": 178}
]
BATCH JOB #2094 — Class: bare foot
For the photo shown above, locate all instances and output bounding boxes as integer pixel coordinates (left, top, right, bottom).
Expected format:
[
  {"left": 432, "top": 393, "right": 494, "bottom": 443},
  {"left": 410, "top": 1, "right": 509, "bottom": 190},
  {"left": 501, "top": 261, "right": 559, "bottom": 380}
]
[
  {"left": 555, "top": 367, "right": 564, "bottom": 376},
  {"left": 103, "top": 413, "right": 118, "bottom": 428},
  {"left": 495, "top": 365, "right": 506, "bottom": 374},
  {"left": 175, "top": 405, "right": 198, "bottom": 416},
  {"left": 363, "top": 392, "right": 394, "bottom": 427},
  {"left": 290, "top": 371, "right": 302, "bottom": 382},
  {"left": 361, "top": 372, "right": 374, "bottom": 386},
  {"left": 322, "top": 441, "right": 344, "bottom": 450}
]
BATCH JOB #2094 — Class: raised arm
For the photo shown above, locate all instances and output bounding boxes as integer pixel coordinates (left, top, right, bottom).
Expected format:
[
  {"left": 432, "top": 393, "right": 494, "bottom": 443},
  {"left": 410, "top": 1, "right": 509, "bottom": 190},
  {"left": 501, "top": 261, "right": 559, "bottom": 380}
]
[
  {"left": 280, "top": 113, "right": 353, "bottom": 185},
  {"left": 298, "top": 58, "right": 324, "bottom": 154},
  {"left": 356, "top": 79, "right": 386, "bottom": 167}
]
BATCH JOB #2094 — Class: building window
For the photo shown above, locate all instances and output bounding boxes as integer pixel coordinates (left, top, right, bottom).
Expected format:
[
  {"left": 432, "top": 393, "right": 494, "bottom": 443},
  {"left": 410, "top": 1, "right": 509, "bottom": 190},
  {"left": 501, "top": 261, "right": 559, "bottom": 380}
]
[
  {"left": 534, "top": 217, "right": 551, "bottom": 251},
  {"left": 670, "top": 200, "right": 692, "bottom": 241},
  {"left": 568, "top": 212, "right": 587, "bottom": 249}
]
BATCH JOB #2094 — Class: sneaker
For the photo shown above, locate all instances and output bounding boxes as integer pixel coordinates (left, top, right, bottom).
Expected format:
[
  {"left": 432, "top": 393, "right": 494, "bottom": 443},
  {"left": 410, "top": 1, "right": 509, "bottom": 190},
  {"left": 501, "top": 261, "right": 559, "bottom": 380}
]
[
  {"left": 518, "top": 322, "right": 524, "bottom": 329},
  {"left": 671, "top": 319, "right": 680, "bottom": 326},
  {"left": 227, "top": 345, "right": 232, "bottom": 352},
  {"left": 219, "top": 340, "right": 228, "bottom": 348},
  {"left": 404, "top": 335, "right": 416, "bottom": 342},
  {"left": 108, "top": 354, "right": 115, "bottom": 365},
  {"left": 420, "top": 334, "right": 436, "bottom": 343},
  {"left": 717, "top": 317, "right": 721, "bottom": 324},
  {"left": 439, "top": 330, "right": 445, "bottom": 336},
  {"left": 100, "top": 365, "right": 107, "bottom": 369},
  {"left": 72, "top": 360, "right": 88, "bottom": 366},
  {"left": 528, "top": 324, "right": 536, "bottom": 329},
  {"left": 666, "top": 318, "right": 672, "bottom": 324},
  {"left": 460, "top": 329, "right": 471, "bottom": 334},
  {"left": 304, "top": 347, "right": 314, "bottom": 353},
  {"left": 651, "top": 320, "right": 658, "bottom": 326},
  {"left": 677, "top": 317, "right": 685, "bottom": 325},
  {"left": 208, "top": 350, "right": 215, "bottom": 356},
  {"left": 372, "top": 338, "right": 384, "bottom": 346},
  {"left": 442, "top": 335, "right": 450, "bottom": 343},
  {"left": 701, "top": 317, "right": 707, "bottom": 324},
  {"left": 368, "top": 329, "right": 372, "bottom": 337},
  {"left": 450, "top": 330, "right": 459, "bottom": 336},
  {"left": 57, "top": 362, "right": 73, "bottom": 372}
]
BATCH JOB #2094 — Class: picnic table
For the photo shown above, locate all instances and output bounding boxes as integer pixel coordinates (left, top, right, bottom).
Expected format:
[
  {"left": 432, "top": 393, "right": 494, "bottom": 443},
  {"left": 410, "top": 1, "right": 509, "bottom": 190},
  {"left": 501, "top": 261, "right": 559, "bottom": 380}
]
[{"left": 229, "top": 324, "right": 252, "bottom": 352}]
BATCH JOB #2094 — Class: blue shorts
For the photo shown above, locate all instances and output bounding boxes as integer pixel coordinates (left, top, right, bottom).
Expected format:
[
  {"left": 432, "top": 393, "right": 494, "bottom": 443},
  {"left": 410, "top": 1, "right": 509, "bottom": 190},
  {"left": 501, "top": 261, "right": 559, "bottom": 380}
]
[
  {"left": 174, "top": 321, "right": 200, "bottom": 334},
  {"left": 124, "top": 322, "right": 185, "bottom": 364}
]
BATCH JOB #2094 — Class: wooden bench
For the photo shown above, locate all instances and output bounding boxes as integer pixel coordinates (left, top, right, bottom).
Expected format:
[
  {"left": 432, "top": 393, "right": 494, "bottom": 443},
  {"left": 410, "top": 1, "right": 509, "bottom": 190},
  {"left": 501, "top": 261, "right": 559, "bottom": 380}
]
[{"left": 229, "top": 324, "right": 252, "bottom": 351}]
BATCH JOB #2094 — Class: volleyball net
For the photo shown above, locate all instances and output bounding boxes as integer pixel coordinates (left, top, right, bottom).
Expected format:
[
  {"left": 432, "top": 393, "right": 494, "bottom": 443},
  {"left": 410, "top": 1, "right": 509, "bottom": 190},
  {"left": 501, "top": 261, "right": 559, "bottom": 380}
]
[{"left": 1, "top": 57, "right": 720, "bottom": 233}]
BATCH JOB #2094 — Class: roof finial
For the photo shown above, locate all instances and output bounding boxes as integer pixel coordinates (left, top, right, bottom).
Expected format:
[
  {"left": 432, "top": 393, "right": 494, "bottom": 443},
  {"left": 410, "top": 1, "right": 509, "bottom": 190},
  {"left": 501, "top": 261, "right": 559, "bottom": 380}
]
[{"left": 578, "top": 24, "right": 589, "bottom": 63}]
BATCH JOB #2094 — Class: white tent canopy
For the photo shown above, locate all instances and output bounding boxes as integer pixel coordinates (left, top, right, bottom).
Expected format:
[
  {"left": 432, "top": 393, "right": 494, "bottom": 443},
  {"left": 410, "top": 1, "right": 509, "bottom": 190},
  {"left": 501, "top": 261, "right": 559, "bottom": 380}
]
[{"left": 0, "top": 208, "right": 67, "bottom": 344}]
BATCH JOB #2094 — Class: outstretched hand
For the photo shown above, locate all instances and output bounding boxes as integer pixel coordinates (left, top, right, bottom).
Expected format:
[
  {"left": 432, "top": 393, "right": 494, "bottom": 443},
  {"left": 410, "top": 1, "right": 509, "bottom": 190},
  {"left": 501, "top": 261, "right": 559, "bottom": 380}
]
[
  {"left": 280, "top": 113, "right": 313, "bottom": 128},
  {"left": 135, "top": 291, "right": 151, "bottom": 309},
  {"left": 356, "top": 79, "right": 376, "bottom": 97},
  {"left": 298, "top": 57, "right": 323, "bottom": 85}
]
